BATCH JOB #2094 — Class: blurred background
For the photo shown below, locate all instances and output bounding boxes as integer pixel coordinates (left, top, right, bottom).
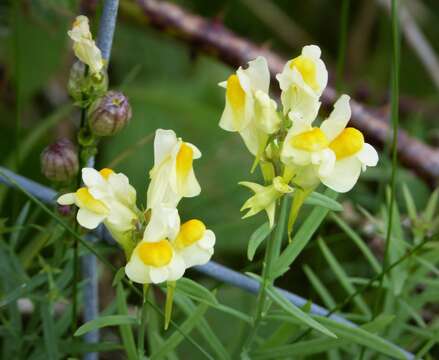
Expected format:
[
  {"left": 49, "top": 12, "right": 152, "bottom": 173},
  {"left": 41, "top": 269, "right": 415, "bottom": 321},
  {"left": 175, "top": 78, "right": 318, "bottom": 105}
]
[{"left": 1, "top": 0, "right": 439, "bottom": 357}]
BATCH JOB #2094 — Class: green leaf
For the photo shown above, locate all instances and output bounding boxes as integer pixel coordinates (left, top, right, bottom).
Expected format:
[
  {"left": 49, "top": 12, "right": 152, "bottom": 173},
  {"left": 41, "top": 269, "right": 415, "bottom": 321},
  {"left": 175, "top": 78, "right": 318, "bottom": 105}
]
[
  {"left": 59, "top": 340, "right": 123, "bottom": 354},
  {"left": 272, "top": 189, "right": 338, "bottom": 278},
  {"left": 402, "top": 183, "right": 417, "bottom": 220},
  {"left": 266, "top": 285, "right": 336, "bottom": 338},
  {"left": 315, "top": 316, "right": 407, "bottom": 359},
  {"left": 256, "top": 314, "right": 396, "bottom": 359},
  {"left": 259, "top": 322, "right": 301, "bottom": 350},
  {"left": 116, "top": 283, "right": 138, "bottom": 360},
  {"left": 424, "top": 187, "right": 439, "bottom": 222},
  {"left": 0, "top": 273, "right": 46, "bottom": 308},
  {"left": 172, "top": 279, "right": 251, "bottom": 323},
  {"left": 74, "top": 315, "right": 137, "bottom": 336},
  {"left": 112, "top": 267, "right": 126, "bottom": 287},
  {"left": 247, "top": 222, "right": 272, "bottom": 261},
  {"left": 331, "top": 213, "right": 381, "bottom": 274},
  {"left": 174, "top": 294, "right": 230, "bottom": 360},
  {"left": 385, "top": 189, "right": 408, "bottom": 295},
  {"left": 317, "top": 238, "right": 371, "bottom": 317},
  {"left": 150, "top": 302, "right": 211, "bottom": 360},
  {"left": 10, "top": 202, "right": 30, "bottom": 248},
  {"left": 303, "top": 265, "right": 336, "bottom": 309},
  {"left": 252, "top": 337, "right": 344, "bottom": 359},
  {"left": 305, "top": 192, "right": 343, "bottom": 211},
  {"left": 41, "top": 301, "right": 59, "bottom": 360},
  {"left": 175, "top": 277, "right": 218, "bottom": 305}
]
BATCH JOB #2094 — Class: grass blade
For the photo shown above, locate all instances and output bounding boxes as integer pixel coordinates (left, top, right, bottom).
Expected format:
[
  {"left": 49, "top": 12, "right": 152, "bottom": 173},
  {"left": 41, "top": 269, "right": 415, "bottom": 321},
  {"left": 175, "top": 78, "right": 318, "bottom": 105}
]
[
  {"left": 266, "top": 285, "right": 336, "bottom": 338},
  {"left": 74, "top": 315, "right": 138, "bottom": 337}
]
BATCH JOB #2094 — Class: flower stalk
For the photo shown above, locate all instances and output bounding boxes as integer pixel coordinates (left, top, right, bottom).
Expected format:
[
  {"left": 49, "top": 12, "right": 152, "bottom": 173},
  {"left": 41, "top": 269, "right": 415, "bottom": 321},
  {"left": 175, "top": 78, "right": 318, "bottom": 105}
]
[
  {"left": 137, "top": 284, "right": 150, "bottom": 358},
  {"left": 243, "top": 195, "right": 289, "bottom": 352}
]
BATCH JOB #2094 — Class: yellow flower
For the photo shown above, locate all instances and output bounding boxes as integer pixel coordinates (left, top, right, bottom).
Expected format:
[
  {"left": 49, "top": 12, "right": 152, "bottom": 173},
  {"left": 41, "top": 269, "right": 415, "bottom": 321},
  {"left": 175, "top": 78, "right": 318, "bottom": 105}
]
[
  {"left": 281, "top": 104, "right": 336, "bottom": 189},
  {"left": 276, "top": 45, "right": 327, "bottom": 115},
  {"left": 57, "top": 168, "right": 138, "bottom": 232},
  {"left": 125, "top": 206, "right": 186, "bottom": 284},
  {"left": 319, "top": 96, "right": 379, "bottom": 192},
  {"left": 147, "top": 129, "right": 201, "bottom": 209},
  {"left": 174, "top": 219, "right": 215, "bottom": 267},
  {"left": 67, "top": 15, "right": 104, "bottom": 76},
  {"left": 125, "top": 207, "right": 215, "bottom": 284},
  {"left": 240, "top": 177, "right": 293, "bottom": 227},
  {"left": 219, "top": 57, "right": 280, "bottom": 156}
]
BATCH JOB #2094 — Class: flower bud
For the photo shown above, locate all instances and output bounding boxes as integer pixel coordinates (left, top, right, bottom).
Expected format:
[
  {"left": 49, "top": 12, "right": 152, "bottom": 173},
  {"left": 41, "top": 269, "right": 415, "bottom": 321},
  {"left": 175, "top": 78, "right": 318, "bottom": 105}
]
[
  {"left": 57, "top": 204, "right": 72, "bottom": 217},
  {"left": 41, "top": 139, "right": 79, "bottom": 182},
  {"left": 68, "top": 61, "right": 108, "bottom": 107},
  {"left": 88, "top": 91, "right": 132, "bottom": 136}
]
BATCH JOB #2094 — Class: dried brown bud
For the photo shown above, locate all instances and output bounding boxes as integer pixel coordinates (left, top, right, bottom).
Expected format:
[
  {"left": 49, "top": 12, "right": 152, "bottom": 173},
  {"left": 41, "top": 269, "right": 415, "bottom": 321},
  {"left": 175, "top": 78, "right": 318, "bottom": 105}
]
[
  {"left": 88, "top": 91, "right": 132, "bottom": 136},
  {"left": 41, "top": 139, "right": 79, "bottom": 182}
]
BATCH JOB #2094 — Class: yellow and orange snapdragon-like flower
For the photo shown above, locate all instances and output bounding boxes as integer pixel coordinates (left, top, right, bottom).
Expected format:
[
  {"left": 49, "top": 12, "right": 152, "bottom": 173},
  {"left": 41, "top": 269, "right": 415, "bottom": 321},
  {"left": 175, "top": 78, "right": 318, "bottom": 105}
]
[
  {"left": 125, "top": 206, "right": 215, "bottom": 284},
  {"left": 147, "top": 129, "right": 201, "bottom": 209},
  {"left": 219, "top": 57, "right": 280, "bottom": 158}
]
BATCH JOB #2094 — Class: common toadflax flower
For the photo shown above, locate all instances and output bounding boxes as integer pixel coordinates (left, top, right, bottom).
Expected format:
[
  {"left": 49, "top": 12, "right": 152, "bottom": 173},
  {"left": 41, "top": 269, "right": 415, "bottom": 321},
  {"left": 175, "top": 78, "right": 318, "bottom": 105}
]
[
  {"left": 219, "top": 57, "right": 280, "bottom": 158},
  {"left": 125, "top": 206, "right": 215, "bottom": 284},
  {"left": 276, "top": 45, "right": 327, "bottom": 116},
  {"left": 125, "top": 206, "right": 185, "bottom": 284},
  {"left": 318, "top": 96, "right": 379, "bottom": 192},
  {"left": 218, "top": 44, "right": 379, "bottom": 228},
  {"left": 57, "top": 168, "right": 139, "bottom": 254},
  {"left": 147, "top": 129, "right": 201, "bottom": 209},
  {"left": 68, "top": 15, "right": 104, "bottom": 76}
]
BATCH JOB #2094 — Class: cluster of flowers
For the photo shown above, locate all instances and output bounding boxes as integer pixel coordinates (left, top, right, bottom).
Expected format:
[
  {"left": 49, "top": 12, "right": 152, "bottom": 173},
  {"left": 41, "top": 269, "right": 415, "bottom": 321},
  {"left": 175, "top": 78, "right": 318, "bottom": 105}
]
[
  {"left": 58, "top": 129, "right": 215, "bottom": 284},
  {"left": 219, "top": 45, "right": 378, "bottom": 226},
  {"left": 54, "top": 16, "right": 214, "bottom": 285}
]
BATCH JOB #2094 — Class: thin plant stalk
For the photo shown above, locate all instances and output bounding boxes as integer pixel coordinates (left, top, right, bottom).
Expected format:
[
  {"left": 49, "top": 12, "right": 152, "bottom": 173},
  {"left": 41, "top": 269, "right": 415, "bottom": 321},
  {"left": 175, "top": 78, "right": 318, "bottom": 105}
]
[
  {"left": 71, "top": 81, "right": 88, "bottom": 333},
  {"left": 336, "top": 0, "right": 350, "bottom": 91},
  {"left": 138, "top": 284, "right": 150, "bottom": 359},
  {"left": 242, "top": 195, "right": 289, "bottom": 352},
  {"left": 373, "top": 0, "right": 400, "bottom": 317}
]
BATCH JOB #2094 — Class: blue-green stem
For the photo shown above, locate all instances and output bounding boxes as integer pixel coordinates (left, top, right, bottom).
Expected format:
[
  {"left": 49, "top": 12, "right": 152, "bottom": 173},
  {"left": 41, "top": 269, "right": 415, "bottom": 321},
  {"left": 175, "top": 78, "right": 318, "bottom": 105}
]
[
  {"left": 242, "top": 195, "right": 289, "bottom": 353},
  {"left": 138, "top": 284, "right": 150, "bottom": 359}
]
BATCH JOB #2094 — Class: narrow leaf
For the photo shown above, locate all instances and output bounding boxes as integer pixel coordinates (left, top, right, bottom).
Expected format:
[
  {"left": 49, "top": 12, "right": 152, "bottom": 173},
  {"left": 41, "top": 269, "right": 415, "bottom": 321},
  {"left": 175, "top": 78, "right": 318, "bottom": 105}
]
[
  {"left": 41, "top": 301, "right": 59, "bottom": 360},
  {"left": 266, "top": 285, "right": 336, "bottom": 338},
  {"left": 247, "top": 222, "right": 272, "bottom": 261},
  {"left": 305, "top": 192, "right": 343, "bottom": 211},
  {"left": 116, "top": 283, "right": 138, "bottom": 360},
  {"left": 273, "top": 189, "right": 338, "bottom": 278},
  {"left": 74, "top": 315, "right": 137, "bottom": 336},
  {"left": 151, "top": 302, "right": 211, "bottom": 360}
]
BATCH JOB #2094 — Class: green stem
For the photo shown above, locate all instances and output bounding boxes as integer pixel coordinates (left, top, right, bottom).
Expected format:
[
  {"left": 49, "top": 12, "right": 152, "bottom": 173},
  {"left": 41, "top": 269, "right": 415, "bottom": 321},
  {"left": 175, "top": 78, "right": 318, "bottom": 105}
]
[
  {"left": 242, "top": 195, "right": 289, "bottom": 352},
  {"left": 336, "top": 0, "right": 350, "bottom": 92},
  {"left": 373, "top": 0, "right": 400, "bottom": 318},
  {"left": 138, "top": 284, "right": 150, "bottom": 359},
  {"left": 71, "top": 65, "right": 91, "bottom": 333}
]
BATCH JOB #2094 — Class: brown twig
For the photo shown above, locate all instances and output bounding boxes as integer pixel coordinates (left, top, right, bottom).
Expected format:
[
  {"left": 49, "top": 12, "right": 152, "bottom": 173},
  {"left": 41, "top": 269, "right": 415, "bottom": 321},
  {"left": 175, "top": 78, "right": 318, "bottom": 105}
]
[{"left": 128, "top": 0, "right": 439, "bottom": 186}]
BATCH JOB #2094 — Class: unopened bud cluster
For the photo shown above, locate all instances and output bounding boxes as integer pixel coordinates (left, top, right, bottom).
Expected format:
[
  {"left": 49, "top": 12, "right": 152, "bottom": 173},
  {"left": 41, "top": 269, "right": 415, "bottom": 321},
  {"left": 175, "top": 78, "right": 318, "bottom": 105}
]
[
  {"left": 41, "top": 139, "right": 79, "bottom": 182},
  {"left": 68, "top": 61, "right": 108, "bottom": 107}
]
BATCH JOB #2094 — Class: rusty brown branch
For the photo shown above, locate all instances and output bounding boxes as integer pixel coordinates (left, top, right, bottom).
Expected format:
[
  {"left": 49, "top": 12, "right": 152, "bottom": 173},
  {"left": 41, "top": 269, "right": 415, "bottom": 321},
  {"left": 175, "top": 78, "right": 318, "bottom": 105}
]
[{"left": 130, "top": 0, "right": 439, "bottom": 186}]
